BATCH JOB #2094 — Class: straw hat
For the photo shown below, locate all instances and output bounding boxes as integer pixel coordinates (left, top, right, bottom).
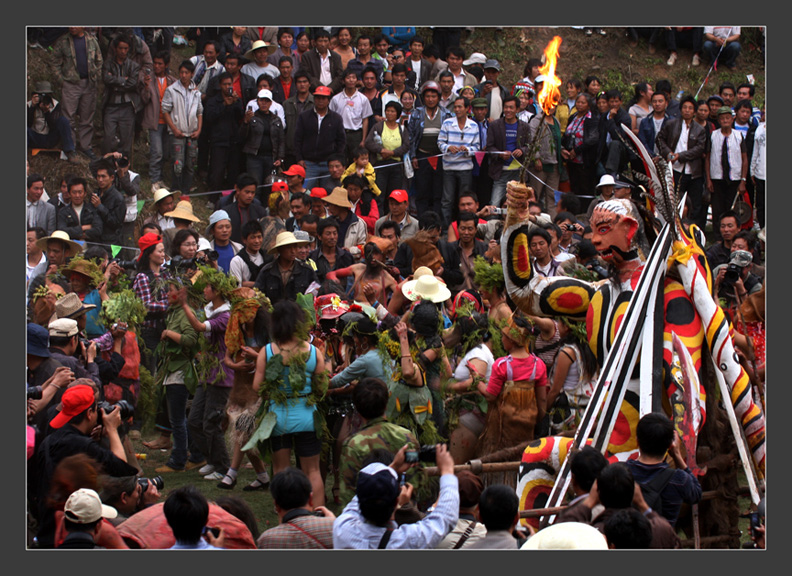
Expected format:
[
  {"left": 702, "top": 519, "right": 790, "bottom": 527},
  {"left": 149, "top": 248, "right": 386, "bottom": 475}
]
[
  {"left": 152, "top": 187, "right": 179, "bottom": 205},
  {"left": 268, "top": 231, "right": 310, "bottom": 255},
  {"left": 163, "top": 200, "right": 200, "bottom": 222},
  {"left": 55, "top": 292, "right": 96, "bottom": 319},
  {"left": 401, "top": 274, "right": 451, "bottom": 303},
  {"left": 245, "top": 40, "right": 277, "bottom": 59},
  {"left": 322, "top": 187, "right": 353, "bottom": 209},
  {"left": 36, "top": 230, "right": 82, "bottom": 257}
]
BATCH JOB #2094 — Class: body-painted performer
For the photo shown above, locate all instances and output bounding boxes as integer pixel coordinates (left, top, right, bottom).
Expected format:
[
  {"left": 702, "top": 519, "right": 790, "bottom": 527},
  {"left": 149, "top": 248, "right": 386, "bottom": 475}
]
[{"left": 500, "top": 144, "right": 765, "bottom": 539}]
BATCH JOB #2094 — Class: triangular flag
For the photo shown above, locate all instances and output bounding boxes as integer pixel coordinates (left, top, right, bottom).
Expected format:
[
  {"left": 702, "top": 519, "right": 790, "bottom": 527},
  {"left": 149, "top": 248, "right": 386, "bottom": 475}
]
[
  {"left": 553, "top": 189, "right": 563, "bottom": 205},
  {"left": 111, "top": 245, "right": 122, "bottom": 258},
  {"left": 474, "top": 151, "right": 486, "bottom": 166},
  {"left": 221, "top": 189, "right": 234, "bottom": 196},
  {"left": 137, "top": 200, "right": 145, "bottom": 212},
  {"left": 427, "top": 156, "right": 439, "bottom": 170},
  {"left": 506, "top": 158, "right": 523, "bottom": 171},
  {"left": 75, "top": 240, "right": 85, "bottom": 247}
]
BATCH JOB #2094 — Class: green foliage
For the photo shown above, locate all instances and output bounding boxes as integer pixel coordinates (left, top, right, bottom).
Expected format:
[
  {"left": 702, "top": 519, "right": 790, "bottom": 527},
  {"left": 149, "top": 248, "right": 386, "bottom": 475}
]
[{"left": 100, "top": 289, "right": 148, "bottom": 331}]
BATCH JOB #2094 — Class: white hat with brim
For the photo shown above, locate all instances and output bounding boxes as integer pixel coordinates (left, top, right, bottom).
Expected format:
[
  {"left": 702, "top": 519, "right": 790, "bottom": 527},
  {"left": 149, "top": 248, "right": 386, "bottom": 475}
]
[
  {"left": 245, "top": 40, "right": 277, "bottom": 59},
  {"left": 164, "top": 200, "right": 201, "bottom": 223},
  {"left": 322, "top": 187, "right": 353, "bottom": 210},
  {"left": 153, "top": 187, "right": 179, "bottom": 204},
  {"left": 401, "top": 274, "right": 451, "bottom": 303},
  {"left": 268, "top": 231, "right": 310, "bottom": 255},
  {"left": 36, "top": 230, "right": 82, "bottom": 258},
  {"left": 64, "top": 488, "right": 118, "bottom": 524},
  {"left": 520, "top": 522, "right": 608, "bottom": 550},
  {"left": 596, "top": 174, "right": 616, "bottom": 188}
]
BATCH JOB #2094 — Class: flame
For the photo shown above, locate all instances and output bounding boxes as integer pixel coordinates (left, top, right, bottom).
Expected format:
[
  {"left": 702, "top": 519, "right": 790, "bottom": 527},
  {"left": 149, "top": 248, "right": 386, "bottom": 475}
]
[{"left": 537, "top": 36, "right": 563, "bottom": 116}]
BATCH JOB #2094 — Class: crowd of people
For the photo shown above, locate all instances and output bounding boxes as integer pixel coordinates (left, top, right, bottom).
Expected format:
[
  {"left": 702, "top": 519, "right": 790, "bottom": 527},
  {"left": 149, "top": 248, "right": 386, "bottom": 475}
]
[{"left": 26, "top": 25, "right": 765, "bottom": 550}]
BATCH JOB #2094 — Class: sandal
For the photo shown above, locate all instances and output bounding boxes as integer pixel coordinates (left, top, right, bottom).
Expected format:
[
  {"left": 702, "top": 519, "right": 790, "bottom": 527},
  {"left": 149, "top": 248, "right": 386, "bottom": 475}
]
[
  {"left": 217, "top": 476, "right": 237, "bottom": 490},
  {"left": 142, "top": 436, "right": 172, "bottom": 451},
  {"left": 242, "top": 479, "right": 269, "bottom": 491}
]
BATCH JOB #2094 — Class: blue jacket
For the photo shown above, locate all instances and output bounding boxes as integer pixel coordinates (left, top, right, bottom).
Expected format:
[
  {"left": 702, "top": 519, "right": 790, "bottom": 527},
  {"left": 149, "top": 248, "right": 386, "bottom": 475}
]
[
  {"left": 638, "top": 114, "right": 669, "bottom": 155},
  {"left": 407, "top": 105, "right": 453, "bottom": 158}
]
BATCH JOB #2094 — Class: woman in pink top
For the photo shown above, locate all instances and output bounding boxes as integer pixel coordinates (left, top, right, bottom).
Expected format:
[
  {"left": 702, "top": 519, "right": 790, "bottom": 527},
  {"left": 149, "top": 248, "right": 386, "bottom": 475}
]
[{"left": 477, "top": 313, "right": 548, "bottom": 454}]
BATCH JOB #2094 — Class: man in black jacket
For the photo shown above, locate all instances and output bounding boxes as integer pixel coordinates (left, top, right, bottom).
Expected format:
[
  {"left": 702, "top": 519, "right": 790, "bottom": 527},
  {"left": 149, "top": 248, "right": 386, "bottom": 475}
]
[
  {"left": 596, "top": 89, "right": 636, "bottom": 176},
  {"left": 255, "top": 231, "right": 318, "bottom": 304},
  {"left": 216, "top": 173, "right": 268, "bottom": 243},
  {"left": 655, "top": 95, "right": 708, "bottom": 229},
  {"left": 204, "top": 72, "right": 246, "bottom": 202},
  {"left": 294, "top": 86, "right": 346, "bottom": 186},
  {"left": 35, "top": 384, "right": 138, "bottom": 548},
  {"left": 90, "top": 160, "right": 127, "bottom": 247}
]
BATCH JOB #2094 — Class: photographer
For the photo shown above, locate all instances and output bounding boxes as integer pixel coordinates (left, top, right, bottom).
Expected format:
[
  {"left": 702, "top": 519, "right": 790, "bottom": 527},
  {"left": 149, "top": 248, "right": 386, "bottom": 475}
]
[
  {"left": 333, "top": 444, "right": 458, "bottom": 549},
  {"left": 27, "top": 81, "right": 79, "bottom": 162},
  {"left": 35, "top": 384, "right": 139, "bottom": 548},
  {"left": 712, "top": 231, "right": 762, "bottom": 319},
  {"left": 46, "top": 319, "right": 102, "bottom": 392},
  {"left": 257, "top": 468, "right": 336, "bottom": 549},
  {"left": 100, "top": 475, "right": 162, "bottom": 527}
]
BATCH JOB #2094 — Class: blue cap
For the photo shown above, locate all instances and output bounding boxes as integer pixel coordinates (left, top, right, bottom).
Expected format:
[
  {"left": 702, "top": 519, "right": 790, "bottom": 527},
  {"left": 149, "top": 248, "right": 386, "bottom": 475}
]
[
  {"left": 27, "top": 323, "right": 50, "bottom": 357},
  {"left": 356, "top": 462, "right": 400, "bottom": 504},
  {"left": 208, "top": 210, "right": 230, "bottom": 228}
]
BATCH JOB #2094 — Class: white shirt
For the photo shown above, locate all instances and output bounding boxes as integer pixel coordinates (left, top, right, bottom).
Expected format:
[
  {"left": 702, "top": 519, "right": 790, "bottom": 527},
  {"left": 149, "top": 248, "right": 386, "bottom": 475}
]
[
  {"left": 453, "top": 344, "right": 494, "bottom": 383},
  {"left": 410, "top": 58, "right": 422, "bottom": 90},
  {"left": 229, "top": 250, "right": 264, "bottom": 285},
  {"left": 329, "top": 90, "right": 373, "bottom": 131},
  {"left": 241, "top": 62, "right": 280, "bottom": 82},
  {"left": 202, "top": 301, "right": 231, "bottom": 334},
  {"left": 704, "top": 26, "right": 740, "bottom": 40},
  {"left": 318, "top": 51, "right": 332, "bottom": 86},
  {"left": 672, "top": 120, "right": 691, "bottom": 175},
  {"left": 751, "top": 122, "right": 766, "bottom": 180},
  {"left": 709, "top": 129, "right": 744, "bottom": 181}
]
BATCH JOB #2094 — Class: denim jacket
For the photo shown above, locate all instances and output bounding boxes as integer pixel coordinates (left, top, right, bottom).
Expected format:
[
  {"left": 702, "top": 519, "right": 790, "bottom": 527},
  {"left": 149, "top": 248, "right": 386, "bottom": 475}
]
[{"left": 407, "top": 105, "right": 453, "bottom": 158}]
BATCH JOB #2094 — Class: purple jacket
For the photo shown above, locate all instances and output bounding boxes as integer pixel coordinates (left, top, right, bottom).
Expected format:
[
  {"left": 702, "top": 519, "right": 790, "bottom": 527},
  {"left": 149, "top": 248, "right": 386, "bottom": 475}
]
[{"left": 203, "top": 305, "right": 233, "bottom": 387}]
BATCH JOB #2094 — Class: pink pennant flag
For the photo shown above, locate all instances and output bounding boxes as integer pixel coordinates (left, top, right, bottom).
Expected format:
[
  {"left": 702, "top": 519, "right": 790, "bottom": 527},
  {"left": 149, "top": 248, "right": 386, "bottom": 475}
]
[{"left": 474, "top": 151, "right": 486, "bottom": 166}]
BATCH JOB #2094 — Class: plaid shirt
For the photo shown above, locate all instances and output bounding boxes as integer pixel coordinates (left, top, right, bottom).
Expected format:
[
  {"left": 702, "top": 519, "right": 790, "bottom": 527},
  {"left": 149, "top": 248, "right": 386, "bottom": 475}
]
[
  {"left": 132, "top": 270, "right": 171, "bottom": 330},
  {"left": 256, "top": 513, "right": 335, "bottom": 549}
]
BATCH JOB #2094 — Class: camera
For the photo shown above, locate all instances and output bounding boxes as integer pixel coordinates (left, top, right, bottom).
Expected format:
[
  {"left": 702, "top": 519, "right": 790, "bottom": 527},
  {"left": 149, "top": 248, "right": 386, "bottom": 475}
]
[
  {"left": 111, "top": 323, "right": 128, "bottom": 333},
  {"left": 490, "top": 207, "right": 506, "bottom": 216},
  {"left": 96, "top": 399, "right": 135, "bottom": 424},
  {"left": 169, "top": 255, "right": 198, "bottom": 271},
  {"left": 564, "top": 223, "right": 577, "bottom": 231},
  {"left": 138, "top": 475, "right": 164, "bottom": 490},
  {"left": 749, "top": 512, "right": 762, "bottom": 539},
  {"left": 721, "top": 249, "right": 752, "bottom": 288},
  {"left": 201, "top": 249, "right": 219, "bottom": 263},
  {"left": 27, "top": 385, "right": 43, "bottom": 400},
  {"left": 111, "top": 258, "right": 138, "bottom": 271},
  {"left": 405, "top": 445, "right": 437, "bottom": 463}
]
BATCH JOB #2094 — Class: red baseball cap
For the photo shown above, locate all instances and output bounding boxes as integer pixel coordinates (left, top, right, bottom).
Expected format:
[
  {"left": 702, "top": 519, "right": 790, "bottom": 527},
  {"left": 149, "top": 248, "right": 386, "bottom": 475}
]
[
  {"left": 283, "top": 164, "right": 306, "bottom": 178},
  {"left": 389, "top": 189, "right": 409, "bottom": 203},
  {"left": 271, "top": 181, "right": 289, "bottom": 192},
  {"left": 137, "top": 232, "right": 162, "bottom": 260},
  {"left": 313, "top": 86, "right": 333, "bottom": 97},
  {"left": 50, "top": 384, "right": 96, "bottom": 429},
  {"left": 310, "top": 187, "right": 328, "bottom": 199}
]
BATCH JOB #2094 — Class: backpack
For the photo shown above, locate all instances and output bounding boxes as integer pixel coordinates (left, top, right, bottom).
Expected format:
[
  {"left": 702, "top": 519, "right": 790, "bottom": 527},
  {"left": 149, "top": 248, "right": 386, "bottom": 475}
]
[{"left": 639, "top": 467, "right": 676, "bottom": 513}]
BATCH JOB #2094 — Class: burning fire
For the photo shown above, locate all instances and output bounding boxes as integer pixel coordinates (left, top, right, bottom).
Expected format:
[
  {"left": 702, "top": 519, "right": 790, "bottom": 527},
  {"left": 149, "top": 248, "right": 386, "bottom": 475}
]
[{"left": 537, "top": 36, "right": 563, "bottom": 116}]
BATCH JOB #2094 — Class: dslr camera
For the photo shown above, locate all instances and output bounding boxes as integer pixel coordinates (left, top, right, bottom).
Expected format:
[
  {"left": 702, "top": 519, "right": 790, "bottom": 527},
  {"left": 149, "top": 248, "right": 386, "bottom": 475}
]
[
  {"left": 96, "top": 399, "right": 135, "bottom": 425},
  {"left": 138, "top": 475, "right": 164, "bottom": 490},
  {"left": 722, "top": 250, "right": 752, "bottom": 287}
]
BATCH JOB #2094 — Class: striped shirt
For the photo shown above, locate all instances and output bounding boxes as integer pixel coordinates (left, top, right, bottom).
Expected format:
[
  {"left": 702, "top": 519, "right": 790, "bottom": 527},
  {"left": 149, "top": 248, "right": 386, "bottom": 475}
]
[{"left": 437, "top": 116, "right": 481, "bottom": 171}]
